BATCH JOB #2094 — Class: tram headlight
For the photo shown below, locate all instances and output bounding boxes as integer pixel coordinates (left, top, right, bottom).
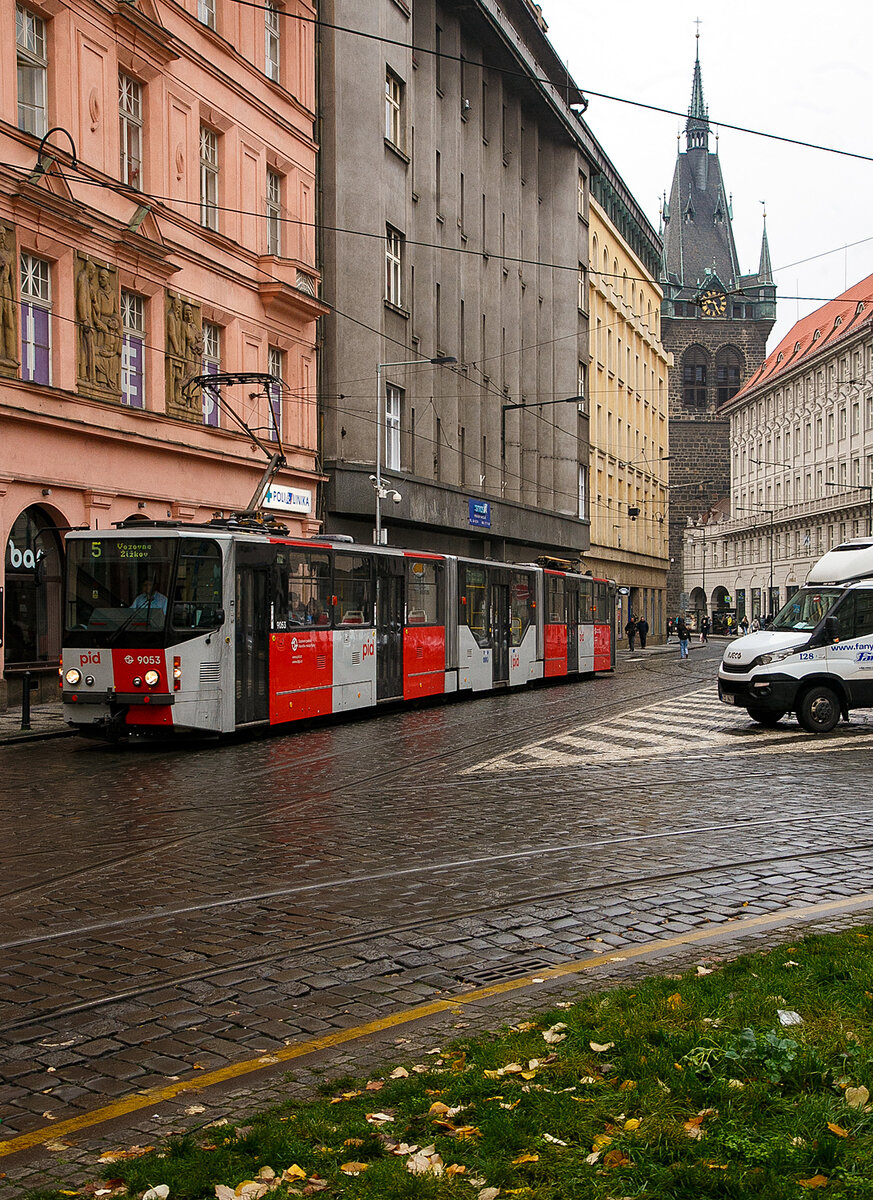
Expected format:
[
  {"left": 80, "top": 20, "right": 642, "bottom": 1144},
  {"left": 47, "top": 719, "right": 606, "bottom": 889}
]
[
  {"left": 144, "top": 669, "right": 160, "bottom": 687},
  {"left": 64, "top": 668, "right": 82, "bottom": 686}
]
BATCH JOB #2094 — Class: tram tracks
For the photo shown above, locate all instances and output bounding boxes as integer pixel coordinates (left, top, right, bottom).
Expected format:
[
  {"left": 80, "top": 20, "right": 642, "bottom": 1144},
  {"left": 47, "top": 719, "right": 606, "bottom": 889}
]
[{"left": 3, "top": 819, "right": 873, "bottom": 1035}]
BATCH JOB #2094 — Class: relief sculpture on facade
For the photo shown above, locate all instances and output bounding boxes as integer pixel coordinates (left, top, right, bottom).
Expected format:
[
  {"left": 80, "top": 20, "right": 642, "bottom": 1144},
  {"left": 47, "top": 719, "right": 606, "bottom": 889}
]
[
  {"left": 165, "top": 291, "right": 204, "bottom": 421},
  {"left": 76, "top": 253, "right": 121, "bottom": 398},
  {"left": 0, "top": 222, "right": 19, "bottom": 377}
]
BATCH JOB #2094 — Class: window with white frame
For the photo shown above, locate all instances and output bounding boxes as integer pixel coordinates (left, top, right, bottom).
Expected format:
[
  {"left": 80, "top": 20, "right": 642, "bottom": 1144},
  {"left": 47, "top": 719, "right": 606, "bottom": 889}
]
[
  {"left": 385, "top": 226, "right": 403, "bottom": 307},
  {"left": 202, "top": 321, "right": 221, "bottom": 426},
  {"left": 20, "top": 253, "right": 51, "bottom": 384},
  {"left": 199, "top": 126, "right": 219, "bottom": 231},
  {"left": 385, "top": 70, "right": 403, "bottom": 147},
  {"left": 119, "top": 74, "right": 143, "bottom": 190},
  {"left": 385, "top": 383, "right": 402, "bottom": 470},
  {"left": 16, "top": 6, "right": 47, "bottom": 136},
  {"left": 267, "top": 346, "right": 283, "bottom": 441},
  {"left": 120, "top": 290, "right": 145, "bottom": 408},
  {"left": 577, "top": 361, "right": 587, "bottom": 411},
  {"left": 265, "top": 0, "right": 280, "bottom": 82},
  {"left": 266, "top": 170, "right": 282, "bottom": 256},
  {"left": 198, "top": 0, "right": 216, "bottom": 29},
  {"left": 577, "top": 169, "right": 585, "bottom": 216},
  {"left": 577, "top": 263, "right": 586, "bottom": 311},
  {"left": 577, "top": 464, "right": 587, "bottom": 518}
]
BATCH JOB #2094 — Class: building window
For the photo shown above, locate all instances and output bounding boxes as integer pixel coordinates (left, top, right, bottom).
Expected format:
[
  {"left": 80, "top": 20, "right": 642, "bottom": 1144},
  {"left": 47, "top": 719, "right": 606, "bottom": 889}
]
[
  {"left": 266, "top": 170, "right": 282, "bottom": 255},
  {"left": 265, "top": 0, "right": 280, "bottom": 81},
  {"left": 682, "top": 346, "right": 707, "bottom": 406},
  {"left": 120, "top": 290, "right": 145, "bottom": 409},
  {"left": 202, "top": 321, "right": 221, "bottom": 426},
  {"left": 20, "top": 252, "right": 50, "bottom": 384},
  {"left": 434, "top": 23, "right": 442, "bottom": 93},
  {"left": 577, "top": 361, "right": 587, "bottom": 409},
  {"left": 267, "top": 345, "right": 283, "bottom": 441},
  {"left": 198, "top": 0, "right": 216, "bottom": 29},
  {"left": 385, "top": 70, "right": 403, "bottom": 147},
  {"left": 577, "top": 169, "right": 586, "bottom": 217},
  {"left": 577, "top": 263, "right": 587, "bottom": 311},
  {"left": 578, "top": 464, "right": 587, "bottom": 518},
  {"left": 16, "top": 6, "right": 47, "bottom": 136},
  {"left": 385, "top": 226, "right": 403, "bottom": 307},
  {"left": 119, "top": 74, "right": 143, "bottom": 190},
  {"left": 716, "top": 347, "right": 743, "bottom": 404},
  {"left": 199, "top": 126, "right": 219, "bottom": 231},
  {"left": 385, "top": 383, "right": 402, "bottom": 470}
]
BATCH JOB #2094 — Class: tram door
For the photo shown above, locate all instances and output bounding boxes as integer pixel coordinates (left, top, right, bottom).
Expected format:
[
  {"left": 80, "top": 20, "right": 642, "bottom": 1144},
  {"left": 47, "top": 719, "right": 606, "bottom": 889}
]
[
  {"left": 492, "top": 582, "right": 510, "bottom": 684},
  {"left": 566, "top": 586, "right": 579, "bottom": 673},
  {"left": 235, "top": 559, "right": 269, "bottom": 724},
  {"left": 376, "top": 563, "right": 404, "bottom": 701}
]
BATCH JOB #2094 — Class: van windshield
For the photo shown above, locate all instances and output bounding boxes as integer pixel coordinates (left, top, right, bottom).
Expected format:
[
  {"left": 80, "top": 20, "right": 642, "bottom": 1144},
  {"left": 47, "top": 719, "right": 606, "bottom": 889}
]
[{"left": 769, "top": 587, "right": 843, "bottom": 632}]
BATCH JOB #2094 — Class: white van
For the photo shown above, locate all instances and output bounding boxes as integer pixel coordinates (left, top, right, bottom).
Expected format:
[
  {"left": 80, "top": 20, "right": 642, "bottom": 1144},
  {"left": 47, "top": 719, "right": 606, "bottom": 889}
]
[{"left": 718, "top": 538, "right": 873, "bottom": 733}]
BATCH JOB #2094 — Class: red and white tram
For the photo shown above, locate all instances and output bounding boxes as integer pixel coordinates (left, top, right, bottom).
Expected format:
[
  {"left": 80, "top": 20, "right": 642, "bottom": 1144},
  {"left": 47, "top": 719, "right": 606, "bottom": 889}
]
[{"left": 60, "top": 519, "right": 615, "bottom": 739}]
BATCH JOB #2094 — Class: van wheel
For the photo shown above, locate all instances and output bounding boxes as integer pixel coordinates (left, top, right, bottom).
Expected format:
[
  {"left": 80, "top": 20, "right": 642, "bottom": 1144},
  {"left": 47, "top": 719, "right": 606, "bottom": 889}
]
[
  {"left": 797, "top": 686, "right": 840, "bottom": 734},
  {"left": 746, "top": 707, "right": 785, "bottom": 727}
]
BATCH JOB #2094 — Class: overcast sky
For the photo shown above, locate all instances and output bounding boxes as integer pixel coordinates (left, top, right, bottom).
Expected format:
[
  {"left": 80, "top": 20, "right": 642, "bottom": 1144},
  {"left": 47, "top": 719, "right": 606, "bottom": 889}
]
[{"left": 540, "top": 1, "right": 873, "bottom": 352}]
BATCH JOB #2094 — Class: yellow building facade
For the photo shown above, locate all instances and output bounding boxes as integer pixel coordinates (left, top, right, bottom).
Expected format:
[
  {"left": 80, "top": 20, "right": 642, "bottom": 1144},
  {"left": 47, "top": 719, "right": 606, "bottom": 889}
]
[{"left": 587, "top": 194, "right": 671, "bottom": 639}]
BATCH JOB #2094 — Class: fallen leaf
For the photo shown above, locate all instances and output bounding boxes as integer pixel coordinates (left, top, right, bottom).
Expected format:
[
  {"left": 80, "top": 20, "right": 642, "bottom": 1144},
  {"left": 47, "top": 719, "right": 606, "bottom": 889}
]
[
  {"left": 390, "top": 1067, "right": 409, "bottom": 1079},
  {"left": 666, "top": 993, "right": 683, "bottom": 1010},
  {"left": 592, "top": 1134, "right": 613, "bottom": 1151},
  {"left": 477, "top": 1189, "right": 500, "bottom": 1200},
  {"left": 41, "top": 1111, "right": 57, "bottom": 1120},
  {"left": 542, "top": 1022, "right": 567, "bottom": 1045},
  {"left": 406, "top": 1145, "right": 444, "bottom": 1176},
  {"left": 142, "top": 1188, "right": 170, "bottom": 1200},
  {"left": 618, "top": 1079, "right": 637, "bottom": 1091},
  {"left": 98, "top": 1148, "right": 154, "bottom": 1164},
  {"left": 589, "top": 1042, "right": 614, "bottom": 1053},
  {"left": 329, "top": 1090, "right": 361, "bottom": 1104},
  {"left": 365, "top": 1112, "right": 394, "bottom": 1124},
  {"left": 511, "top": 1153, "right": 539, "bottom": 1164},
  {"left": 280, "top": 1166, "right": 307, "bottom": 1181},
  {"left": 340, "top": 1162, "right": 369, "bottom": 1176},
  {"left": 543, "top": 1133, "right": 568, "bottom": 1145},
  {"left": 798, "top": 1175, "right": 828, "bottom": 1190},
  {"left": 343, "top": 1138, "right": 364, "bottom": 1147},
  {"left": 603, "top": 1149, "right": 631, "bottom": 1168},
  {"left": 585, "top": 1151, "right": 601, "bottom": 1166},
  {"left": 846, "top": 1085, "right": 870, "bottom": 1109},
  {"left": 783, "top": 960, "right": 800, "bottom": 968},
  {"left": 777, "top": 1009, "right": 804, "bottom": 1026},
  {"left": 445, "top": 1163, "right": 466, "bottom": 1175},
  {"left": 683, "top": 1116, "right": 705, "bottom": 1140},
  {"left": 365, "top": 1080, "right": 384, "bottom": 1091},
  {"left": 696, "top": 966, "right": 713, "bottom": 976},
  {"left": 827, "top": 1122, "right": 849, "bottom": 1138},
  {"left": 185, "top": 1105, "right": 206, "bottom": 1116},
  {"left": 624, "top": 1118, "right": 641, "bottom": 1131},
  {"left": 215, "top": 1189, "right": 235, "bottom": 1200},
  {"left": 428, "top": 1102, "right": 450, "bottom": 1116}
]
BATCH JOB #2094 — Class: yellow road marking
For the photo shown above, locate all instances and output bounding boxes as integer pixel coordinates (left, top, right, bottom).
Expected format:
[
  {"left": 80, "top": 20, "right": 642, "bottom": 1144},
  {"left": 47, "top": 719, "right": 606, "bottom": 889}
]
[{"left": 3, "top": 890, "right": 873, "bottom": 1160}]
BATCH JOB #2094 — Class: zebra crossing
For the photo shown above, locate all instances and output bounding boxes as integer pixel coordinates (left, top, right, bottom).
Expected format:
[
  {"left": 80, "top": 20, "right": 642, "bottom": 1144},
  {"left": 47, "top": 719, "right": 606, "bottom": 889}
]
[{"left": 464, "top": 686, "right": 873, "bottom": 774}]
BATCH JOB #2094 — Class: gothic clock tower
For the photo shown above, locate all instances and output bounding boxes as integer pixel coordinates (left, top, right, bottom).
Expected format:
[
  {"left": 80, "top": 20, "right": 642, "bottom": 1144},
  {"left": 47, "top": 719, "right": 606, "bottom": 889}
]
[{"left": 660, "top": 43, "right": 776, "bottom": 616}]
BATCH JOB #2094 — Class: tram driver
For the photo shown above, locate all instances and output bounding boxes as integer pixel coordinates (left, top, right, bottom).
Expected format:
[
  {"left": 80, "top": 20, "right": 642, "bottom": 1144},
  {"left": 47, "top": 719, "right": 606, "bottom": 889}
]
[{"left": 131, "top": 577, "right": 168, "bottom": 614}]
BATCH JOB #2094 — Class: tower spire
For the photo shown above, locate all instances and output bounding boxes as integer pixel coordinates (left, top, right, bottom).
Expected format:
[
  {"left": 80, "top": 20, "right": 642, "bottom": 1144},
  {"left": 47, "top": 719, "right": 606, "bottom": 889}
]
[
  {"left": 758, "top": 207, "right": 773, "bottom": 283},
  {"left": 686, "top": 30, "right": 709, "bottom": 154}
]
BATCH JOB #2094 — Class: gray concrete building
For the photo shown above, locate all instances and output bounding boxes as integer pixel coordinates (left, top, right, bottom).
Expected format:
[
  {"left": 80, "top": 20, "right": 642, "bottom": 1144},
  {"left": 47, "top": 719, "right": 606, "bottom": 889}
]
[{"left": 317, "top": 0, "right": 601, "bottom": 559}]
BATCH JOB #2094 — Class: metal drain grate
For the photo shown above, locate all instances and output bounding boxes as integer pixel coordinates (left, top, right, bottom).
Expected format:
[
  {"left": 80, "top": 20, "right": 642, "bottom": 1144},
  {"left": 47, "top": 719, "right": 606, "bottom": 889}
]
[{"left": 456, "top": 954, "right": 559, "bottom": 987}]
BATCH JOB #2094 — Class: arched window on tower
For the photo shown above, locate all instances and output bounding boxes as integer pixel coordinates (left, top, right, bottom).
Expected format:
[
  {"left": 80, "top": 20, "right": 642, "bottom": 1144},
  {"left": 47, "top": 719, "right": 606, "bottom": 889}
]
[
  {"left": 716, "top": 346, "right": 745, "bottom": 405},
  {"left": 682, "top": 345, "right": 708, "bottom": 407}
]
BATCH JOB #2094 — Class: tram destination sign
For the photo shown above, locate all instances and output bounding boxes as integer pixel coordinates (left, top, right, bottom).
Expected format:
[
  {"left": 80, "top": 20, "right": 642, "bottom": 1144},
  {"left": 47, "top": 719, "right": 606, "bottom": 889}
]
[{"left": 468, "top": 499, "right": 491, "bottom": 528}]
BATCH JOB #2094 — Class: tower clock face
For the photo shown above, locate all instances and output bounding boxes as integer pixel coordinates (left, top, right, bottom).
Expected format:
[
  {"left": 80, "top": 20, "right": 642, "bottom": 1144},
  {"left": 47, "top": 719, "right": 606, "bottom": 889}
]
[{"left": 700, "top": 288, "right": 727, "bottom": 317}]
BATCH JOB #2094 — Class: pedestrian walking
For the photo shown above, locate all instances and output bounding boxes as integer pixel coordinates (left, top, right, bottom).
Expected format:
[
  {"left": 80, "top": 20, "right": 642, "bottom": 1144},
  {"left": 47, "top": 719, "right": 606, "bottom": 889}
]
[
  {"left": 700, "top": 615, "right": 710, "bottom": 644},
  {"left": 666, "top": 617, "right": 674, "bottom": 643},
  {"left": 677, "top": 616, "right": 691, "bottom": 659},
  {"left": 625, "top": 615, "right": 637, "bottom": 652},
  {"left": 637, "top": 616, "right": 649, "bottom": 649},
  {"left": 750, "top": 616, "right": 761, "bottom": 633},
  {"left": 740, "top": 615, "right": 749, "bottom": 635}
]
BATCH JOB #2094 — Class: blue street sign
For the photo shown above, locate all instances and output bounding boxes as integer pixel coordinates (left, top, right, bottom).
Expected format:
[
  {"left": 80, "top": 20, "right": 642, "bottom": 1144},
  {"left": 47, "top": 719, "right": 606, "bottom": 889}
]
[{"left": 468, "top": 499, "right": 491, "bottom": 528}]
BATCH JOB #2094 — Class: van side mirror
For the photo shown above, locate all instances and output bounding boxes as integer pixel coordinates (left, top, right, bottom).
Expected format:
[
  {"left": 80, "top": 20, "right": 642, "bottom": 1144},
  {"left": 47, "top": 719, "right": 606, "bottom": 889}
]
[{"left": 824, "top": 614, "right": 840, "bottom": 643}]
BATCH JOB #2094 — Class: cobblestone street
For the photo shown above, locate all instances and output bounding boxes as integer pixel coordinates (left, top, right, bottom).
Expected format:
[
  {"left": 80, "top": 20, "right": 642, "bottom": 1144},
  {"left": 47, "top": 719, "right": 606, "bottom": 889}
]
[{"left": 3, "top": 642, "right": 873, "bottom": 1193}]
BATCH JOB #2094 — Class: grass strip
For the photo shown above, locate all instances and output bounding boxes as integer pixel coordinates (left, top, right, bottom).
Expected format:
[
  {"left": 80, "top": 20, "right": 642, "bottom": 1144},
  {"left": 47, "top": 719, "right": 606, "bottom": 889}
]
[{"left": 25, "top": 924, "right": 873, "bottom": 1199}]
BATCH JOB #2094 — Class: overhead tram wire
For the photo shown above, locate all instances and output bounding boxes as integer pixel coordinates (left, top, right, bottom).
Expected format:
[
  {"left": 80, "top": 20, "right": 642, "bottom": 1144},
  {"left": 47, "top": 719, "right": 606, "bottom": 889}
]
[{"left": 217, "top": 0, "right": 873, "bottom": 167}]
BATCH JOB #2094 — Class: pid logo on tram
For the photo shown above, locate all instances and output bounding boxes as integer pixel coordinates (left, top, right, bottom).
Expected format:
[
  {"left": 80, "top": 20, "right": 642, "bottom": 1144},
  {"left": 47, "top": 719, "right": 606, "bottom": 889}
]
[{"left": 363, "top": 638, "right": 374, "bottom": 659}]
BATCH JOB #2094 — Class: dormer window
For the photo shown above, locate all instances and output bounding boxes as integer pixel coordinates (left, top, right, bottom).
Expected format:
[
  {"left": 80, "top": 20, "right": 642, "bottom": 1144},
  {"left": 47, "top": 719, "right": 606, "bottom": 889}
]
[
  {"left": 857, "top": 301, "right": 865, "bottom": 315},
  {"left": 794, "top": 341, "right": 801, "bottom": 353},
  {"left": 776, "top": 352, "right": 783, "bottom": 364},
  {"left": 834, "top": 315, "right": 843, "bottom": 328},
  {"left": 812, "top": 329, "right": 821, "bottom": 341}
]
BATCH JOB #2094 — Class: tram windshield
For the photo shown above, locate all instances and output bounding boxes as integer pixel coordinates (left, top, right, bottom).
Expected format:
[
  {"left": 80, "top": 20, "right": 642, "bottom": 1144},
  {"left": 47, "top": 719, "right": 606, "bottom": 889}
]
[
  {"left": 65, "top": 536, "right": 224, "bottom": 644},
  {"left": 769, "top": 587, "right": 843, "bottom": 632}
]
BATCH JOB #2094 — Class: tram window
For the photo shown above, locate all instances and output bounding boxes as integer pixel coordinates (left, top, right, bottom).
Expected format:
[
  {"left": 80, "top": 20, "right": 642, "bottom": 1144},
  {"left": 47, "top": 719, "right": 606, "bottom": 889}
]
[
  {"left": 274, "top": 549, "right": 331, "bottom": 629},
  {"left": 406, "top": 560, "right": 442, "bottom": 624},
  {"left": 593, "top": 582, "right": 609, "bottom": 624},
  {"left": 509, "top": 573, "right": 534, "bottom": 646},
  {"left": 460, "top": 566, "right": 489, "bottom": 647},
  {"left": 334, "top": 554, "right": 373, "bottom": 626},
  {"left": 170, "top": 539, "right": 223, "bottom": 629},
  {"left": 579, "top": 577, "right": 594, "bottom": 622},
  {"left": 546, "top": 575, "right": 565, "bottom": 623}
]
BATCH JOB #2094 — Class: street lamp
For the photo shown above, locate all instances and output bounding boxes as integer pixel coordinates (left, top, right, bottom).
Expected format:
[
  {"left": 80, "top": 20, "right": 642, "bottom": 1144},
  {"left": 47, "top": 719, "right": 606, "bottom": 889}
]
[
  {"left": 374, "top": 356, "right": 456, "bottom": 544},
  {"left": 501, "top": 394, "right": 585, "bottom": 460},
  {"left": 823, "top": 481, "right": 873, "bottom": 537}
]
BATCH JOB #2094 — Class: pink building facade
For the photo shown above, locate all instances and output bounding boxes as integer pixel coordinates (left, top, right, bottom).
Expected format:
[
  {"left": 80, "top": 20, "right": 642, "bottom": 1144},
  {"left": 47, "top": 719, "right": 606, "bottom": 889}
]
[{"left": 0, "top": 0, "right": 326, "bottom": 706}]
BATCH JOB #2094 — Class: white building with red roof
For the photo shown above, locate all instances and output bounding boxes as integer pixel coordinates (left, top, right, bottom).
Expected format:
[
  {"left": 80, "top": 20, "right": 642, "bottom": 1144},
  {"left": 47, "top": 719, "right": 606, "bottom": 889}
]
[{"left": 682, "top": 273, "right": 873, "bottom": 628}]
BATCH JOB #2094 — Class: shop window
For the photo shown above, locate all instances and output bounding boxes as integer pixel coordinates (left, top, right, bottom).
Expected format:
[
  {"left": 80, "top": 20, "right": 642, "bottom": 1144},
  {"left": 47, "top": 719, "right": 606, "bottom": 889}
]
[{"left": 4, "top": 505, "right": 62, "bottom": 666}]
